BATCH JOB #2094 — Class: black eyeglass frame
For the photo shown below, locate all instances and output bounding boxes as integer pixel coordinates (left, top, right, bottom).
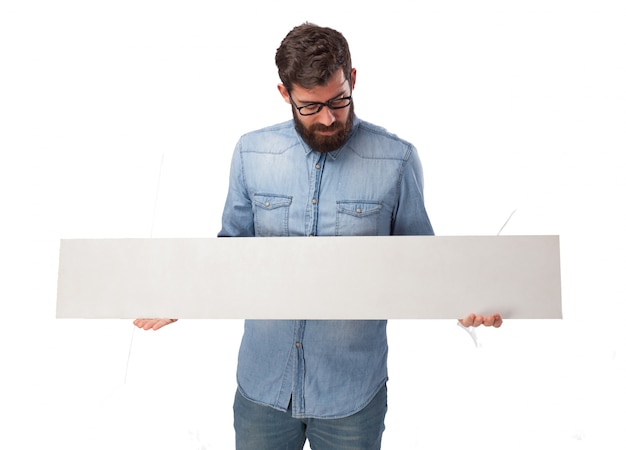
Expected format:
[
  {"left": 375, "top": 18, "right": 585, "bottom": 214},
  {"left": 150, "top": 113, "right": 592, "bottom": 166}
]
[{"left": 288, "top": 91, "right": 353, "bottom": 117}]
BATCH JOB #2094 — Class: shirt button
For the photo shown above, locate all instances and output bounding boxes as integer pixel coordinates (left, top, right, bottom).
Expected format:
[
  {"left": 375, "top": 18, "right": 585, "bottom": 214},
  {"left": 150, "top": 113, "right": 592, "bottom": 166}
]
[
  {"left": 295, "top": 342, "right": 301, "bottom": 348},
  {"left": 315, "top": 164, "right": 321, "bottom": 169},
  {"left": 356, "top": 208, "right": 362, "bottom": 214},
  {"left": 312, "top": 199, "right": 317, "bottom": 205},
  {"left": 264, "top": 201, "right": 270, "bottom": 207}
]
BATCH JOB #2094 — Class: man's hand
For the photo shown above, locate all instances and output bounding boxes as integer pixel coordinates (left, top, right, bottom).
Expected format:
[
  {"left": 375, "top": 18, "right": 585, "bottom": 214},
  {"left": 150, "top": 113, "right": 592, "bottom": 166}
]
[
  {"left": 458, "top": 313, "right": 502, "bottom": 328},
  {"left": 133, "top": 318, "right": 178, "bottom": 331}
]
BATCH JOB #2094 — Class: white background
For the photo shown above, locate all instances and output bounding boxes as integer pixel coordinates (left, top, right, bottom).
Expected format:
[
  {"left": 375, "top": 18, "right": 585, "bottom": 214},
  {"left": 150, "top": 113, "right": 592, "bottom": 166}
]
[{"left": 1, "top": 1, "right": 625, "bottom": 448}]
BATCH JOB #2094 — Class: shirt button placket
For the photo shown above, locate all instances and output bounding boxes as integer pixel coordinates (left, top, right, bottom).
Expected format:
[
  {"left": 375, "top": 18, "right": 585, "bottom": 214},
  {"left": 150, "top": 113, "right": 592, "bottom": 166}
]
[
  {"left": 293, "top": 322, "right": 307, "bottom": 416},
  {"left": 308, "top": 154, "right": 324, "bottom": 237}
]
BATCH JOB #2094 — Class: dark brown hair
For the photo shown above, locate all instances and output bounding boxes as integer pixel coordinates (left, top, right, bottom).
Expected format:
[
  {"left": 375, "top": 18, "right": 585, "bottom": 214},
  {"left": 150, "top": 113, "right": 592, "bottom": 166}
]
[{"left": 275, "top": 23, "right": 352, "bottom": 92}]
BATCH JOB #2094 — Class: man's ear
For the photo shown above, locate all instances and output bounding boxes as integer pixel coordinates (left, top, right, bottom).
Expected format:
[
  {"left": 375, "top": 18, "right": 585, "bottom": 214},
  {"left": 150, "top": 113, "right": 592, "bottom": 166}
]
[
  {"left": 350, "top": 68, "right": 357, "bottom": 90},
  {"left": 277, "top": 84, "right": 291, "bottom": 104}
]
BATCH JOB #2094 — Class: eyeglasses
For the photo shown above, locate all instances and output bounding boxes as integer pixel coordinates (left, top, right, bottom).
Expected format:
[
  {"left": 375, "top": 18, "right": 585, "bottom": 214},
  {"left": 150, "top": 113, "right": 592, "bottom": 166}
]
[{"left": 289, "top": 92, "right": 353, "bottom": 116}]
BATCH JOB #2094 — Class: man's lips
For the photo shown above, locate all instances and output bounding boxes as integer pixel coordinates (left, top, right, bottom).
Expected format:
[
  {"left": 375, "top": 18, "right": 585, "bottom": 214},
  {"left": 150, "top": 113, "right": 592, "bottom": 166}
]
[{"left": 313, "top": 125, "right": 340, "bottom": 135}]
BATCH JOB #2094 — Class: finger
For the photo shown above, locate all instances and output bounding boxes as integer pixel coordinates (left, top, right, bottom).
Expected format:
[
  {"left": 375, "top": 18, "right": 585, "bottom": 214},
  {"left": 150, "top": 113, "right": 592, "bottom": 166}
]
[
  {"left": 473, "top": 315, "right": 484, "bottom": 327},
  {"left": 483, "top": 315, "right": 495, "bottom": 327},
  {"left": 459, "top": 314, "right": 476, "bottom": 327},
  {"left": 152, "top": 319, "right": 173, "bottom": 331},
  {"left": 134, "top": 319, "right": 159, "bottom": 330},
  {"left": 142, "top": 320, "right": 159, "bottom": 330},
  {"left": 483, "top": 314, "right": 503, "bottom": 328},
  {"left": 149, "top": 320, "right": 165, "bottom": 331},
  {"left": 149, "top": 318, "right": 178, "bottom": 331}
]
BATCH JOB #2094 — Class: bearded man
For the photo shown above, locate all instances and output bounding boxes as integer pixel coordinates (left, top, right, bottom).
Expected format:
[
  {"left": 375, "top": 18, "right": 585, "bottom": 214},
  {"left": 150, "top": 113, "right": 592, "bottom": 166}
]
[{"left": 135, "top": 23, "right": 502, "bottom": 450}]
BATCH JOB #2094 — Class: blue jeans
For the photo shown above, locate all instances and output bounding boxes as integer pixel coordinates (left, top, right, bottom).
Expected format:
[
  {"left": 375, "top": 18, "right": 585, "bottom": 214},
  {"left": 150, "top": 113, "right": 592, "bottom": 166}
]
[{"left": 233, "top": 385, "right": 387, "bottom": 450}]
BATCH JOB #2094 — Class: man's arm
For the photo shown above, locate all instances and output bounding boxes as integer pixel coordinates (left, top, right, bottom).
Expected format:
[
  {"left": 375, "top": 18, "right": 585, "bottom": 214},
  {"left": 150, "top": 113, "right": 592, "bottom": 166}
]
[
  {"left": 391, "top": 144, "right": 434, "bottom": 236},
  {"left": 218, "top": 138, "right": 255, "bottom": 237}
]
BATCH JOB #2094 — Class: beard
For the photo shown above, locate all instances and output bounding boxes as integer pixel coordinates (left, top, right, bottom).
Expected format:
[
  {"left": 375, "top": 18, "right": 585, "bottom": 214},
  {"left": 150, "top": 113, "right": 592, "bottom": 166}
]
[{"left": 293, "top": 104, "right": 355, "bottom": 153}]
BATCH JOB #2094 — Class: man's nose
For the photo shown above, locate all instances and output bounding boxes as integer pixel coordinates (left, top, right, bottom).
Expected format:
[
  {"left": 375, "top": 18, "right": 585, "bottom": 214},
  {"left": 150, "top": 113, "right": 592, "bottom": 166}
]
[{"left": 317, "top": 106, "right": 336, "bottom": 126}]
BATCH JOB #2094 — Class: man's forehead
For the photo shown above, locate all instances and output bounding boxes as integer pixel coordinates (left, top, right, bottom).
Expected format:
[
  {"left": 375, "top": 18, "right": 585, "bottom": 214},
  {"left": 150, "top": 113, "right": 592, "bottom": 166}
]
[{"left": 291, "top": 71, "right": 348, "bottom": 100}]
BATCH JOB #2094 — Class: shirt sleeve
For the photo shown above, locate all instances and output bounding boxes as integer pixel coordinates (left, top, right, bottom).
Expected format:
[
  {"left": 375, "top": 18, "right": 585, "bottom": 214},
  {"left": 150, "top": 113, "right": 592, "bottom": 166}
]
[
  {"left": 218, "top": 139, "right": 255, "bottom": 237},
  {"left": 391, "top": 144, "right": 435, "bottom": 236}
]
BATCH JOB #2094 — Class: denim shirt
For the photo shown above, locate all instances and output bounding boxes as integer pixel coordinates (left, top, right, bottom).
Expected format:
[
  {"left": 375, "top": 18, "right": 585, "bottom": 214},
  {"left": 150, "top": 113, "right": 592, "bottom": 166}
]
[{"left": 218, "top": 116, "right": 434, "bottom": 419}]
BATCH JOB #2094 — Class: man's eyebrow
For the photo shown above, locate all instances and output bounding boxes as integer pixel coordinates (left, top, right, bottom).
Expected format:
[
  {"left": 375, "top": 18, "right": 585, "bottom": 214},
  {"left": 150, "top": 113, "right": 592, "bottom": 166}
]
[{"left": 295, "top": 88, "right": 349, "bottom": 105}]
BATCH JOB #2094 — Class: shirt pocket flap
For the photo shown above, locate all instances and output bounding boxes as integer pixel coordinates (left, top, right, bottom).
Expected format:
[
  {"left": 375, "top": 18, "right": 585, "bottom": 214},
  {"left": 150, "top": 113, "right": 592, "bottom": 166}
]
[
  {"left": 253, "top": 194, "right": 293, "bottom": 210},
  {"left": 336, "top": 200, "right": 383, "bottom": 218}
]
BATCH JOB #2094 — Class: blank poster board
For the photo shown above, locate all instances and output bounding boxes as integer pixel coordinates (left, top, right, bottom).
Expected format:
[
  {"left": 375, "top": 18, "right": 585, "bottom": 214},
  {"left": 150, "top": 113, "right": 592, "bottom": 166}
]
[{"left": 56, "top": 236, "right": 562, "bottom": 320}]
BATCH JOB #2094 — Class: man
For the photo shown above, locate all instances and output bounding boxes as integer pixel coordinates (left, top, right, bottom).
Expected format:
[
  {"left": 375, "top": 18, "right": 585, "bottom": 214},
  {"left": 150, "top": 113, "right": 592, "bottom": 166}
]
[{"left": 135, "top": 23, "right": 502, "bottom": 449}]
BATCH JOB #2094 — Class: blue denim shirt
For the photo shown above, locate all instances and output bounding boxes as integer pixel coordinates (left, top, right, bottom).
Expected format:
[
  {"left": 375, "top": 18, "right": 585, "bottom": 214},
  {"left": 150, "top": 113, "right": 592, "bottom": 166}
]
[{"left": 218, "top": 117, "right": 434, "bottom": 419}]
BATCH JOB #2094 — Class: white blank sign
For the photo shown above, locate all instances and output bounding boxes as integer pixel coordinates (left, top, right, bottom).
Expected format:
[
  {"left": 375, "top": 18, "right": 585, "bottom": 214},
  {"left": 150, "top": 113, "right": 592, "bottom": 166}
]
[{"left": 56, "top": 236, "right": 562, "bottom": 320}]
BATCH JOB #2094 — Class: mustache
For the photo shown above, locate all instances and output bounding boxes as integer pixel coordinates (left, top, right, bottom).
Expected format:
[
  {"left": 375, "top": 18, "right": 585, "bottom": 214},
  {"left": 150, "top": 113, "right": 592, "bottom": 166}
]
[{"left": 308, "top": 121, "right": 343, "bottom": 132}]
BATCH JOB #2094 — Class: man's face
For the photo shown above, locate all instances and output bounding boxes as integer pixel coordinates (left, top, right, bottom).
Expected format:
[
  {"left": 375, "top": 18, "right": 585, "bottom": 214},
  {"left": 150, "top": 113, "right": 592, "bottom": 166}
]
[{"left": 279, "top": 68, "right": 357, "bottom": 153}]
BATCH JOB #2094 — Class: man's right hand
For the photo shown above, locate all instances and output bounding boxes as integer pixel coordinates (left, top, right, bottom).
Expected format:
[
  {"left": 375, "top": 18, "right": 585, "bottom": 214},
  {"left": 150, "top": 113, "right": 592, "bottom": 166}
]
[{"left": 133, "top": 318, "right": 178, "bottom": 331}]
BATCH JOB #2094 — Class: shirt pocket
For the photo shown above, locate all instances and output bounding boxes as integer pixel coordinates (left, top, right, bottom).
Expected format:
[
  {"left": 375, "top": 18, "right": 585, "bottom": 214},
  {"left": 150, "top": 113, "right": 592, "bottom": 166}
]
[
  {"left": 335, "top": 200, "right": 383, "bottom": 236},
  {"left": 252, "top": 193, "right": 292, "bottom": 237}
]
